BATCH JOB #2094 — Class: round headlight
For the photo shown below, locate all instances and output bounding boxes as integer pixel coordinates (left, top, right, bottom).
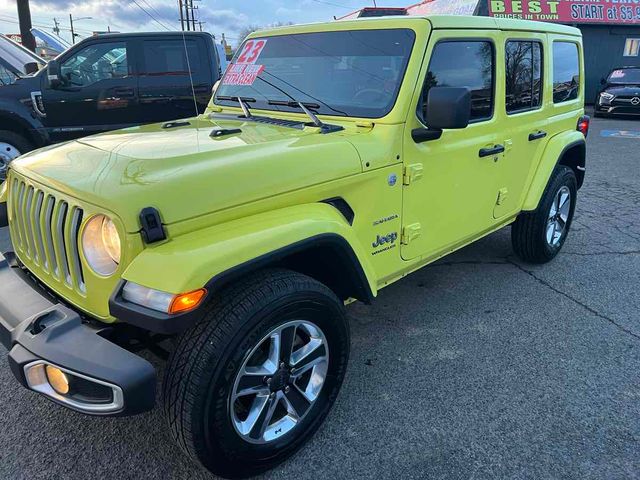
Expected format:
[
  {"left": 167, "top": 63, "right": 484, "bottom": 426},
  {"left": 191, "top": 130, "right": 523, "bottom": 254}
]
[{"left": 82, "top": 215, "right": 121, "bottom": 276}]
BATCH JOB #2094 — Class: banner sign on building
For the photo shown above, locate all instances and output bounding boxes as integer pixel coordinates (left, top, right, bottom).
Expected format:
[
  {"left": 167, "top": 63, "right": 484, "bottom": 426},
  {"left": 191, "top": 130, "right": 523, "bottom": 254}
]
[
  {"left": 6, "top": 34, "right": 22, "bottom": 44},
  {"left": 409, "top": 0, "right": 479, "bottom": 16},
  {"left": 488, "top": 1, "right": 640, "bottom": 24}
]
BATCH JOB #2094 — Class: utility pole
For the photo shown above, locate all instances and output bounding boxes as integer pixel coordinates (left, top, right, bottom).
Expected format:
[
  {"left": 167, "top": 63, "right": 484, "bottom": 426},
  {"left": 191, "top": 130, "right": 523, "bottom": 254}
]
[
  {"left": 178, "top": 0, "right": 185, "bottom": 31},
  {"left": 190, "top": 0, "right": 197, "bottom": 32},
  {"left": 68, "top": 14, "right": 92, "bottom": 43},
  {"left": 184, "top": 0, "right": 191, "bottom": 31},
  {"left": 69, "top": 13, "right": 75, "bottom": 44},
  {"left": 16, "top": 0, "right": 37, "bottom": 52},
  {"left": 197, "top": 21, "right": 205, "bottom": 32},
  {"left": 53, "top": 18, "right": 61, "bottom": 36}
]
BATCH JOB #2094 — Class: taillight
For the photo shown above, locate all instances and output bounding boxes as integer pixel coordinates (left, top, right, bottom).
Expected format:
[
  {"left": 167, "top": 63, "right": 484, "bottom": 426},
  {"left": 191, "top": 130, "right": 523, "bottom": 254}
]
[{"left": 577, "top": 115, "right": 590, "bottom": 137}]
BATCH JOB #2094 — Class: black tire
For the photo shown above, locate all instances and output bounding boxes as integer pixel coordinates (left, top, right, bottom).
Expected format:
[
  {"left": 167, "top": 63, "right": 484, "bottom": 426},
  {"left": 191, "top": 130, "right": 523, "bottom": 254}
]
[
  {"left": 511, "top": 165, "right": 577, "bottom": 264},
  {"left": 0, "top": 130, "right": 33, "bottom": 181},
  {"left": 163, "top": 269, "right": 350, "bottom": 479}
]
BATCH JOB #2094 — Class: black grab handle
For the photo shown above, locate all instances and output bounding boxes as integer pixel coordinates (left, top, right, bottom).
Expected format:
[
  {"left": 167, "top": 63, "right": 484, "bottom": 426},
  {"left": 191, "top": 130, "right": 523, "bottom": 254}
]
[
  {"left": 479, "top": 144, "right": 505, "bottom": 158},
  {"left": 528, "top": 131, "right": 547, "bottom": 141}
]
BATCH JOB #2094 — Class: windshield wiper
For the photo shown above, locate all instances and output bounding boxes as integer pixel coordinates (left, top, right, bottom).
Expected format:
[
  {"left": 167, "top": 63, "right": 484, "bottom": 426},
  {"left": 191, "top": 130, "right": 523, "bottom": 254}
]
[
  {"left": 267, "top": 100, "right": 324, "bottom": 128},
  {"left": 260, "top": 70, "right": 348, "bottom": 117},
  {"left": 216, "top": 96, "right": 255, "bottom": 118}
]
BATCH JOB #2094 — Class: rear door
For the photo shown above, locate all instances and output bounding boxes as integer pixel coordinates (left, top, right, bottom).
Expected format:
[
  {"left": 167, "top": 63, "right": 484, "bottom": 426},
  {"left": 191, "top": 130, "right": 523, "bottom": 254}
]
[
  {"left": 493, "top": 32, "right": 549, "bottom": 219},
  {"left": 137, "top": 36, "right": 212, "bottom": 123},
  {"left": 41, "top": 39, "right": 138, "bottom": 142}
]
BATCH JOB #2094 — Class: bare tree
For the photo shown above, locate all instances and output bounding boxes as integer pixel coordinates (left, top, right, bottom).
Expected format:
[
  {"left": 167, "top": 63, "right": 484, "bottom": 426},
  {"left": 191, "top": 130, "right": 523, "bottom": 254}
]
[{"left": 237, "top": 21, "right": 294, "bottom": 43}]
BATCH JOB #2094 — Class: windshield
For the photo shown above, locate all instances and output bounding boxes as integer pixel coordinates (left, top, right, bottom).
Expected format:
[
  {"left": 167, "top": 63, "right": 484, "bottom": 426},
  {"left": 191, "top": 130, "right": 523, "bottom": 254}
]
[
  {"left": 215, "top": 29, "right": 416, "bottom": 118},
  {"left": 608, "top": 68, "right": 640, "bottom": 84},
  {"left": 31, "top": 28, "right": 71, "bottom": 55},
  {"left": 0, "top": 34, "right": 45, "bottom": 75}
]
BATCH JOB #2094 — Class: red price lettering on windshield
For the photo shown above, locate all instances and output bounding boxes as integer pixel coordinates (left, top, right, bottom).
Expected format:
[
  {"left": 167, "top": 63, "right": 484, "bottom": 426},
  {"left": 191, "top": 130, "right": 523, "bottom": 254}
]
[{"left": 237, "top": 39, "right": 267, "bottom": 64}]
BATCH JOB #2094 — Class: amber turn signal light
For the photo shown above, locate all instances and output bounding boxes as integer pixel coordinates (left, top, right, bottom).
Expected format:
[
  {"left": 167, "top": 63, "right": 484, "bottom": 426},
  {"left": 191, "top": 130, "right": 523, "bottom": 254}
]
[{"left": 169, "top": 288, "right": 207, "bottom": 314}]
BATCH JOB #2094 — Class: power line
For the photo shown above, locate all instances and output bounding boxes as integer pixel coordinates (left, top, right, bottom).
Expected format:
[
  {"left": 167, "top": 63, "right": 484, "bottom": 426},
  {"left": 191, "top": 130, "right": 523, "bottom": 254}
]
[
  {"left": 308, "top": 0, "right": 353, "bottom": 9},
  {"left": 130, "top": 0, "right": 172, "bottom": 31},
  {"left": 139, "top": 0, "right": 179, "bottom": 29},
  {"left": 0, "top": 16, "right": 93, "bottom": 34}
]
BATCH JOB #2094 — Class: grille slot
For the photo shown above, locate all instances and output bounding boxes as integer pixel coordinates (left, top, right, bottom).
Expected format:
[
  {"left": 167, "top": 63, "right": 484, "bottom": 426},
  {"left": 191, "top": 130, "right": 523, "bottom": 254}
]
[{"left": 8, "top": 178, "right": 86, "bottom": 295}]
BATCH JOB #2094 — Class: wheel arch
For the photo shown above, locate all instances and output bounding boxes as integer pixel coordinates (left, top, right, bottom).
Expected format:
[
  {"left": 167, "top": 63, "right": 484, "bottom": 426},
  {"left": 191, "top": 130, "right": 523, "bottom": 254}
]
[
  {"left": 206, "top": 233, "right": 374, "bottom": 304},
  {"left": 522, "top": 132, "right": 586, "bottom": 212},
  {"left": 0, "top": 110, "right": 44, "bottom": 148},
  {"left": 557, "top": 141, "right": 586, "bottom": 190}
]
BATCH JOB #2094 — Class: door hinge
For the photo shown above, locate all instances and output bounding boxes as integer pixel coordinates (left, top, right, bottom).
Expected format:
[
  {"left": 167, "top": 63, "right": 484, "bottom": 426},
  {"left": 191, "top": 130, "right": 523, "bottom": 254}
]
[
  {"left": 403, "top": 164, "right": 424, "bottom": 185},
  {"left": 401, "top": 223, "right": 421, "bottom": 245},
  {"left": 504, "top": 139, "right": 513, "bottom": 152},
  {"left": 496, "top": 188, "right": 509, "bottom": 206}
]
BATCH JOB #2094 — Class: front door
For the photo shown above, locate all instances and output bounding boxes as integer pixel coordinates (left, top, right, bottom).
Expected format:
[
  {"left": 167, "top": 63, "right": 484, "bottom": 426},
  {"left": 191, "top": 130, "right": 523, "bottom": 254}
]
[
  {"left": 493, "top": 34, "right": 549, "bottom": 219},
  {"left": 41, "top": 39, "right": 138, "bottom": 142},
  {"left": 402, "top": 31, "right": 505, "bottom": 261}
]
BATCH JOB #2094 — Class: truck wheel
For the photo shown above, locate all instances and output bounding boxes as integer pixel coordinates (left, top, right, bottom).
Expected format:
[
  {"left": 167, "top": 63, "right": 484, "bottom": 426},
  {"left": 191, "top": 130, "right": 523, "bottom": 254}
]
[
  {"left": 163, "top": 269, "right": 350, "bottom": 478},
  {"left": 0, "top": 131, "right": 32, "bottom": 181},
  {"left": 511, "top": 166, "right": 577, "bottom": 264}
]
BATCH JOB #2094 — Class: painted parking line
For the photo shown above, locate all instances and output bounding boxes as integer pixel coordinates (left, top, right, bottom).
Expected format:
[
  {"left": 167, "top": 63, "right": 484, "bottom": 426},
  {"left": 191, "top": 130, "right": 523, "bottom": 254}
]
[{"left": 600, "top": 130, "right": 640, "bottom": 139}]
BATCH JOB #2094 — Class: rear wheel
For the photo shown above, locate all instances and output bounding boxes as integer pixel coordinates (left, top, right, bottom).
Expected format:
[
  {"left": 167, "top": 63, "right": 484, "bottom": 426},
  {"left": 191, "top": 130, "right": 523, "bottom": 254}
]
[
  {"left": 511, "top": 166, "right": 577, "bottom": 264},
  {"left": 0, "top": 131, "right": 32, "bottom": 181},
  {"left": 163, "top": 269, "right": 350, "bottom": 478}
]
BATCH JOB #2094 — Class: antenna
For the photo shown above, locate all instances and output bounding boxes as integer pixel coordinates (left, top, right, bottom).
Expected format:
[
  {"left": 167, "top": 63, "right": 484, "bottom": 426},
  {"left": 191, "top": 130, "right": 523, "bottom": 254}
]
[{"left": 180, "top": 27, "right": 200, "bottom": 151}]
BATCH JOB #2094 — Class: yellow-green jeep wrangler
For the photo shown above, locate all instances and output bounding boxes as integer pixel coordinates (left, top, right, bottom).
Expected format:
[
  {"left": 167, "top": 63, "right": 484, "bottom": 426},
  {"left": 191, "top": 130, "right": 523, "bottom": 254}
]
[{"left": 0, "top": 15, "right": 588, "bottom": 478}]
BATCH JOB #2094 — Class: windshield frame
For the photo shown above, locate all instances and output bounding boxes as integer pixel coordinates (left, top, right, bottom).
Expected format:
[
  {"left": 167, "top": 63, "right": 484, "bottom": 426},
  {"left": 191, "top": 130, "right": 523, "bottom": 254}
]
[
  {"left": 213, "top": 27, "right": 417, "bottom": 120},
  {"left": 607, "top": 67, "right": 640, "bottom": 84}
]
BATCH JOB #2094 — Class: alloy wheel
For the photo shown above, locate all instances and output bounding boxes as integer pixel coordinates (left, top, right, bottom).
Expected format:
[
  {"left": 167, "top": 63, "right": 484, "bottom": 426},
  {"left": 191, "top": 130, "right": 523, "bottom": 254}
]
[
  {"left": 0, "top": 142, "right": 21, "bottom": 180},
  {"left": 230, "top": 320, "right": 329, "bottom": 444},
  {"left": 546, "top": 185, "right": 571, "bottom": 246}
]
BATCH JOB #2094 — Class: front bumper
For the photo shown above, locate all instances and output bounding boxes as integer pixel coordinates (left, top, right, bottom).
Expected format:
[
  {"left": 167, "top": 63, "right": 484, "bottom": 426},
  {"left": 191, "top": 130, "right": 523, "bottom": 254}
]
[
  {"left": 596, "top": 100, "right": 640, "bottom": 116},
  {"left": 0, "top": 251, "right": 156, "bottom": 416}
]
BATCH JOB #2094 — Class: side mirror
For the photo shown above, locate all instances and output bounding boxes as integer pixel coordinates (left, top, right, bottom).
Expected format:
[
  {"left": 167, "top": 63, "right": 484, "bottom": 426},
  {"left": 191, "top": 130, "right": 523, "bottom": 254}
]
[
  {"left": 46, "top": 60, "right": 64, "bottom": 88},
  {"left": 24, "top": 62, "right": 39, "bottom": 75},
  {"left": 412, "top": 87, "right": 471, "bottom": 143}
]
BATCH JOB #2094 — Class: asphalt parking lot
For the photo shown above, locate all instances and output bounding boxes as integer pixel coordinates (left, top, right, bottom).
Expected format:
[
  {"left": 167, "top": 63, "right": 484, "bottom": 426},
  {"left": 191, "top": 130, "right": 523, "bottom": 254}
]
[{"left": 1, "top": 112, "right": 639, "bottom": 480}]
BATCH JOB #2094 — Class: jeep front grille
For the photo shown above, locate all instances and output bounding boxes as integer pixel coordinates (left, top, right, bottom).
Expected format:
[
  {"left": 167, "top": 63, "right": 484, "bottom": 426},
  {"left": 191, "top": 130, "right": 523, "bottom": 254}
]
[{"left": 9, "top": 177, "right": 86, "bottom": 294}]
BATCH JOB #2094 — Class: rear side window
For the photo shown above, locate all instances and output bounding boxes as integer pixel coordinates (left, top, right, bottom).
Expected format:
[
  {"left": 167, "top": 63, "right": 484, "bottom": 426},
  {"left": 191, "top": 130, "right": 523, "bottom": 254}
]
[
  {"left": 422, "top": 41, "right": 494, "bottom": 122},
  {"left": 552, "top": 42, "right": 580, "bottom": 103},
  {"left": 142, "top": 39, "right": 201, "bottom": 74},
  {"left": 505, "top": 41, "right": 542, "bottom": 114}
]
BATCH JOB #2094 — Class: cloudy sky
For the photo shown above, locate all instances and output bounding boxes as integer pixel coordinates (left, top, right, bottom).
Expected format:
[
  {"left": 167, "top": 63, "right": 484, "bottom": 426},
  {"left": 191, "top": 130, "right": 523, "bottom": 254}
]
[{"left": 0, "top": 0, "right": 411, "bottom": 47}]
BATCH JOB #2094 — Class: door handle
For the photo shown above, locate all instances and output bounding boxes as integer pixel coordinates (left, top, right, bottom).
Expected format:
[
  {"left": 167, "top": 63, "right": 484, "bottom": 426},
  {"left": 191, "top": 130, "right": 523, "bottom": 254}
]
[
  {"left": 528, "top": 130, "right": 547, "bottom": 141},
  {"left": 193, "top": 85, "right": 211, "bottom": 94},
  {"left": 114, "top": 87, "right": 135, "bottom": 97},
  {"left": 479, "top": 144, "right": 505, "bottom": 158}
]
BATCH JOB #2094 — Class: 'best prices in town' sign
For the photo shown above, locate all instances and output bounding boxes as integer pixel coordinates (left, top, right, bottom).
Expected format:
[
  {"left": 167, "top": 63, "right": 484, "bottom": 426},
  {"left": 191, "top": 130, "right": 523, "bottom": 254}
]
[{"left": 487, "top": 0, "right": 640, "bottom": 24}]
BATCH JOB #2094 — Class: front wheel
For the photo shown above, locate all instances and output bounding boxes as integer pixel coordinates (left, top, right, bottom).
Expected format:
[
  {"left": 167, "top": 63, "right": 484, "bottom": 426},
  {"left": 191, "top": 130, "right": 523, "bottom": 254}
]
[
  {"left": 511, "top": 165, "right": 577, "bottom": 264},
  {"left": 0, "top": 130, "right": 32, "bottom": 182},
  {"left": 163, "top": 269, "right": 350, "bottom": 478}
]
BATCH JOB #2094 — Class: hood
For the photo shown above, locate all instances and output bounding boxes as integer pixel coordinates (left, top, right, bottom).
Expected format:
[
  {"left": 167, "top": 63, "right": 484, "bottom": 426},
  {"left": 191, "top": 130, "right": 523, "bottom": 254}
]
[
  {"left": 602, "top": 84, "right": 640, "bottom": 96},
  {"left": 11, "top": 115, "right": 363, "bottom": 231},
  {"left": 0, "top": 71, "right": 39, "bottom": 92}
]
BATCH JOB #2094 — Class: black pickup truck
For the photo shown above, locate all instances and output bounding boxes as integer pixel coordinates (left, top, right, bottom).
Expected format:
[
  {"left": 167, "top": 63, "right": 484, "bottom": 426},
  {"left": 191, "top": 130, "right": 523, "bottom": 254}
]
[{"left": 0, "top": 31, "right": 222, "bottom": 180}]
